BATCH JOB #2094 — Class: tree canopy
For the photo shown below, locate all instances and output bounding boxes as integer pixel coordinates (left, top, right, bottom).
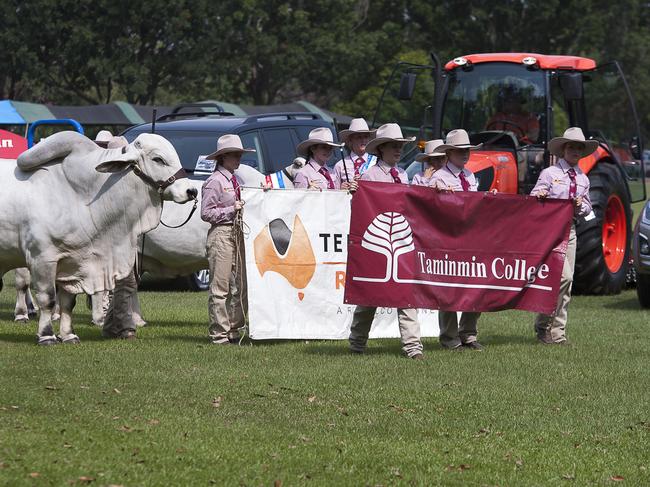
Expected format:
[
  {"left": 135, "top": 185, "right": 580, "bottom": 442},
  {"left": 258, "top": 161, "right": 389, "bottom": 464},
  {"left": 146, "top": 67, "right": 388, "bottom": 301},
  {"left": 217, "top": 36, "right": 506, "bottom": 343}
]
[{"left": 1, "top": 0, "right": 649, "bottom": 136}]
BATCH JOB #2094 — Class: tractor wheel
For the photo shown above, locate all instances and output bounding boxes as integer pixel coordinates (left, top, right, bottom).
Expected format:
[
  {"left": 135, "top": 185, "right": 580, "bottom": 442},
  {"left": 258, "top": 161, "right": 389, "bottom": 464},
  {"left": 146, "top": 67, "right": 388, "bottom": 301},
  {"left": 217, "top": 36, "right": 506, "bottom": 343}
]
[
  {"left": 574, "top": 162, "right": 631, "bottom": 294},
  {"left": 637, "top": 273, "right": 650, "bottom": 308}
]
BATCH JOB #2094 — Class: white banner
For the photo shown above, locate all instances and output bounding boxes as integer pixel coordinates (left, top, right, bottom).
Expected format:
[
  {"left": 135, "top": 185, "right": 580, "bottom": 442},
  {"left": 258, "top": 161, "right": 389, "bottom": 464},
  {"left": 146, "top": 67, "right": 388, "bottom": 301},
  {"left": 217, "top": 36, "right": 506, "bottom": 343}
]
[{"left": 242, "top": 188, "right": 439, "bottom": 340}]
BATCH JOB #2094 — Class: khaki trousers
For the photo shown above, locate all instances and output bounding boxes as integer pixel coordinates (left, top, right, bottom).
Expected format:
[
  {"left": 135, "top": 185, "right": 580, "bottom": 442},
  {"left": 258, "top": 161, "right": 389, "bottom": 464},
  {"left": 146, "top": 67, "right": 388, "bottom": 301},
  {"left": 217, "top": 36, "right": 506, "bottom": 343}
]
[
  {"left": 207, "top": 225, "right": 247, "bottom": 343},
  {"left": 535, "top": 224, "right": 576, "bottom": 343},
  {"left": 349, "top": 306, "right": 423, "bottom": 357},
  {"left": 438, "top": 311, "right": 481, "bottom": 348},
  {"left": 102, "top": 270, "right": 137, "bottom": 338}
]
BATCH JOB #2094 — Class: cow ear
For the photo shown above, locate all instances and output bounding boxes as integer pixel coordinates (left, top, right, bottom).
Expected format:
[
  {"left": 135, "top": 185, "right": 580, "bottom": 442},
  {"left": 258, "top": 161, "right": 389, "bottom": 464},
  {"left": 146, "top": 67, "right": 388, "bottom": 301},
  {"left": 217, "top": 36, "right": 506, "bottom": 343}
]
[
  {"left": 95, "top": 159, "right": 134, "bottom": 173},
  {"left": 95, "top": 145, "right": 137, "bottom": 173}
]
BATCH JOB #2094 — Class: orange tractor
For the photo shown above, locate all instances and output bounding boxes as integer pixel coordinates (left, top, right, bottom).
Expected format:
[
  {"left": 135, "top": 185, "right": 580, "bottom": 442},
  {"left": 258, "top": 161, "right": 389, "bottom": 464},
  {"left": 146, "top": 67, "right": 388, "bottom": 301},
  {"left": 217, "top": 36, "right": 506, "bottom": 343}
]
[{"left": 376, "top": 52, "right": 646, "bottom": 294}]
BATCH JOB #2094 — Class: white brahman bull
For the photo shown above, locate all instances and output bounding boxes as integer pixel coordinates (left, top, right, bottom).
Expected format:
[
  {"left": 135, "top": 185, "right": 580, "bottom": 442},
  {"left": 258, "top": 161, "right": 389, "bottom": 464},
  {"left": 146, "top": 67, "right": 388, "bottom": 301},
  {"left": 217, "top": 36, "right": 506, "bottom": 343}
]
[
  {"left": 0, "top": 131, "right": 197, "bottom": 344},
  {"left": 10, "top": 159, "right": 302, "bottom": 325}
]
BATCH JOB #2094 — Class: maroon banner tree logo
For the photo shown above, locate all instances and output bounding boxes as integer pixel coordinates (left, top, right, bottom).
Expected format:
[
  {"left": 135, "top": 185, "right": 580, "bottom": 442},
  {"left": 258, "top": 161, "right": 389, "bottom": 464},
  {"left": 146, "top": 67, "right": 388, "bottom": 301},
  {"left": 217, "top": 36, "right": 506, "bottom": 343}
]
[{"left": 356, "top": 212, "right": 415, "bottom": 282}]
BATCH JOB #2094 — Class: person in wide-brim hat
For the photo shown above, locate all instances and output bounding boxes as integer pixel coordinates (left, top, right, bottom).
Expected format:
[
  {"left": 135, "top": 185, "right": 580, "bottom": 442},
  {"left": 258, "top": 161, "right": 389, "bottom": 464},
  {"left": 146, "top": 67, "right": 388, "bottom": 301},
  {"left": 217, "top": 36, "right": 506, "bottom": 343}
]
[
  {"left": 349, "top": 121, "right": 424, "bottom": 359},
  {"left": 436, "top": 129, "right": 483, "bottom": 152},
  {"left": 415, "top": 139, "right": 447, "bottom": 163},
  {"left": 548, "top": 127, "right": 598, "bottom": 158},
  {"left": 201, "top": 133, "right": 252, "bottom": 347},
  {"left": 365, "top": 123, "right": 415, "bottom": 156},
  {"left": 338, "top": 118, "right": 377, "bottom": 145},
  {"left": 294, "top": 128, "right": 343, "bottom": 190},
  {"left": 412, "top": 139, "right": 447, "bottom": 187},
  {"left": 429, "top": 129, "right": 485, "bottom": 351},
  {"left": 335, "top": 118, "right": 377, "bottom": 189},
  {"left": 529, "top": 126, "right": 594, "bottom": 346},
  {"left": 205, "top": 134, "right": 256, "bottom": 160},
  {"left": 295, "top": 127, "right": 343, "bottom": 158}
]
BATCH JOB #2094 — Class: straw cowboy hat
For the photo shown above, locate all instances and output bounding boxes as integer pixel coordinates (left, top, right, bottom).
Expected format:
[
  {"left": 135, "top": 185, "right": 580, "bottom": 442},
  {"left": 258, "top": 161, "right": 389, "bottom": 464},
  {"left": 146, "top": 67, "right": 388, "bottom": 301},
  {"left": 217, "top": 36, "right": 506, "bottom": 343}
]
[
  {"left": 107, "top": 136, "right": 128, "bottom": 149},
  {"left": 437, "top": 129, "right": 482, "bottom": 152},
  {"left": 338, "top": 118, "right": 376, "bottom": 144},
  {"left": 206, "top": 134, "right": 256, "bottom": 160},
  {"left": 94, "top": 130, "right": 113, "bottom": 148},
  {"left": 415, "top": 139, "right": 447, "bottom": 162},
  {"left": 296, "top": 127, "right": 343, "bottom": 157},
  {"left": 548, "top": 127, "right": 599, "bottom": 158},
  {"left": 365, "top": 123, "right": 416, "bottom": 156}
]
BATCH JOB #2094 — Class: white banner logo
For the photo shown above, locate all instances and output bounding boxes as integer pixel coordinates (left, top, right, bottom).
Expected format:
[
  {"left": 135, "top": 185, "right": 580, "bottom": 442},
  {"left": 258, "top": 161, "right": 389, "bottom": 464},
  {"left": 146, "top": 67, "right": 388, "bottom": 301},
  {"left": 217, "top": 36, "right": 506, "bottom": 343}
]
[{"left": 357, "top": 212, "right": 414, "bottom": 282}]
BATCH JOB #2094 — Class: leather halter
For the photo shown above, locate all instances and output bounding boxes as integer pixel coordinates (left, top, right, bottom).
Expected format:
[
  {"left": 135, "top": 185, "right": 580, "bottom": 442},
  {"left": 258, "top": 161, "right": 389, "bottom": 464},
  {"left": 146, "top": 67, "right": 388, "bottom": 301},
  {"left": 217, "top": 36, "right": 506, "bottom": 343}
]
[
  {"left": 131, "top": 165, "right": 188, "bottom": 194},
  {"left": 122, "top": 145, "right": 189, "bottom": 194},
  {"left": 124, "top": 150, "right": 197, "bottom": 228}
]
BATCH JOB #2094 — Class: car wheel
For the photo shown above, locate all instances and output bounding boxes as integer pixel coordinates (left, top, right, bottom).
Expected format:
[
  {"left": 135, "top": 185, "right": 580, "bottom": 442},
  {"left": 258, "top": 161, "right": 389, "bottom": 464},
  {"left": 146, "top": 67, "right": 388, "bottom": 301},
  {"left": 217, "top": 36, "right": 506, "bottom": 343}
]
[
  {"left": 637, "top": 273, "right": 650, "bottom": 308},
  {"left": 186, "top": 269, "right": 210, "bottom": 291},
  {"left": 574, "top": 163, "right": 631, "bottom": 294}
]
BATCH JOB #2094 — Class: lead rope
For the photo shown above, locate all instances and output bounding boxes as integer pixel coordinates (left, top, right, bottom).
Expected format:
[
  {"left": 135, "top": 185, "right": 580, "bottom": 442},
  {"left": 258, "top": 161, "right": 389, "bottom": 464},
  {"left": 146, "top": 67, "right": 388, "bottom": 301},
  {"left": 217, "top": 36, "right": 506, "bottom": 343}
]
[
  {"left": 159, "top": 197, "right": 198, "bottom": 228},
  {"left": 232, "top": 202, "right": 251, "bottom": 345}
]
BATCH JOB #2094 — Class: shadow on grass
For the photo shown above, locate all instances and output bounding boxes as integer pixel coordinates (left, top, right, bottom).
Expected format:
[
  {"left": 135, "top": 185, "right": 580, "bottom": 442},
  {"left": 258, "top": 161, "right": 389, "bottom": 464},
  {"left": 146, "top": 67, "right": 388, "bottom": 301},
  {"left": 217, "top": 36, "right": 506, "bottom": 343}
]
[
  {"left": 301, "top": 334, "right": 536, "bottom": 356},
  {"left": 601, "top": 297, "right": 644, "bottom": 310},
  {"left": 304, "top": 342, "right": 406, "bottom": 357},
  {"left": 482, "top": 334, "right": 537, "bottom": 347},
  {"left": 157, "top": 334, "right": 207, "bottom": 344},
  {"left": 0, "top": 329, "right": 108, "bottom": 343},
  {"left": 0, "top": 310, "right": 18, "bottom": 321},
  {"left": 138, "top": 277, "right": 202, "bottom": 292},
  {"left": 0, "top": 331, "right": 35, "bottom": 344}
]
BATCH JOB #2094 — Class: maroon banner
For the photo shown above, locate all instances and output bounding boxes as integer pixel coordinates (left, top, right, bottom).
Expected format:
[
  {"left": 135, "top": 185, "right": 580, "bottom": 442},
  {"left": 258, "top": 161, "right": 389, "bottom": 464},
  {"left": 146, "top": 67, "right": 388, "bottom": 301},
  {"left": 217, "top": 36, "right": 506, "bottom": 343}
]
[{"left": 344, "top": 181, "right": 574, "bottom": 314}]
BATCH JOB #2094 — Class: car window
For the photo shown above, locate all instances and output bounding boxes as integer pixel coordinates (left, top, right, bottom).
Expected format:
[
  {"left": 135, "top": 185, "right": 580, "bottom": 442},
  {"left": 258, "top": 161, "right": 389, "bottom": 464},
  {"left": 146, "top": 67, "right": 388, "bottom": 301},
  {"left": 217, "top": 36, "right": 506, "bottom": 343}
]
[
  {"left": 295, "top": 126, "right": 314, "bottom": 141},
  {"left": 262, "top": 128, "right": 297, "bottom": 173},
  {"left": 239, "top": 131, "right": 263, "bottom": 172}
]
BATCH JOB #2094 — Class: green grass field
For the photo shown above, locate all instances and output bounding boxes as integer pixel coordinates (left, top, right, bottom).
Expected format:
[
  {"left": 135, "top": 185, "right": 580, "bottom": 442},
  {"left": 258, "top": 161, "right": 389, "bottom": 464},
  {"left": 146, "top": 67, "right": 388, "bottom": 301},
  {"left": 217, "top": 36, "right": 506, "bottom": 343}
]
[{"left": 1, "top": 272, "right": 648, "bottom": 486}]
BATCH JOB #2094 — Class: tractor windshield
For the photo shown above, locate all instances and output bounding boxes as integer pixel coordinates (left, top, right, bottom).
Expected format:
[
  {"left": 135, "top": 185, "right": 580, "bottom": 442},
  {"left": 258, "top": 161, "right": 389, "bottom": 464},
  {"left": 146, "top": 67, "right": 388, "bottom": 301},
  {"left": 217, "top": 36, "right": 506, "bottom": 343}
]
[{"left": 444, "top": 63, "right": 546, "bottom": 144}]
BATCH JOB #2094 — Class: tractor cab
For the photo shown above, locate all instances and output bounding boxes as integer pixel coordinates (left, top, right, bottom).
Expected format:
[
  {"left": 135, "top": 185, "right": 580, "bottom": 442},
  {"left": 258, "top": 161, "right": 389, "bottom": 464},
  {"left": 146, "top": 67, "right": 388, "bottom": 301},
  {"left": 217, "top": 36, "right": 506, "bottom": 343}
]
[
  {"left": 377, "top": 52, "right": 645, "bottom": 200},
  {"left": 442, "top": 57, "right": 547, "bottom": 194},
  {"left": 373, "top": 52, "right": 646, "bottom": 294}
]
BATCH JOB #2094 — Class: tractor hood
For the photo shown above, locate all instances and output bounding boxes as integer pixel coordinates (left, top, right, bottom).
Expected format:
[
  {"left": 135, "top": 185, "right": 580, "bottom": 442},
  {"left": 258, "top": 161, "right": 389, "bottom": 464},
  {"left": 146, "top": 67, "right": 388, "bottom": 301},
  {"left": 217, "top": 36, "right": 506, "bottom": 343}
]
[{"left": 466, "top": 150, "right": 518, "bottom": 193}]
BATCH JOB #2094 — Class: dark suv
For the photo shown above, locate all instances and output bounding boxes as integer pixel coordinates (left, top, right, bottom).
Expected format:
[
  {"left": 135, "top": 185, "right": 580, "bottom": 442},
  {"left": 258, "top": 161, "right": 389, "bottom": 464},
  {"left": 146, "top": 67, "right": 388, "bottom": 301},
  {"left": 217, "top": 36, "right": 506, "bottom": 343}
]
[
  {"left": 122, "top": 107, "right": 336, "bottom": 178},
  {"left": 122, "top": 106, "right": 337, "bottom": 290}
]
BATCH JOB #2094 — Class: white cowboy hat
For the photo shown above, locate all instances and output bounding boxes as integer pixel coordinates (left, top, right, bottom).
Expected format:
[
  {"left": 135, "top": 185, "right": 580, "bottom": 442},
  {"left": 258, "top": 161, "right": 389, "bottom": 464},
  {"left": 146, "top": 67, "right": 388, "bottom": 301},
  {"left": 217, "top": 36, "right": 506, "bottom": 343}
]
[
  {"left": 548, "top": 127, "right": 599, "bottom": 158},
  {"left": 107, "top": 136, "right": 128, "bottom": 149},
  {"left": 296, "top": 127, "right": 343, "bottom": 157},
  {"left": 94, "top": 130, "right": 113, "bottom": 148},
  {"left": 415, "top": 139, "right": 447, "bottom": 162},
  {"left": 205, "top": 134, "right": 256, "bottom": 160},
  {"left": 365, "top": 123, "right": 416, "bottom": 156},
  {"left": 338, "top": 118, "right": 377, "bottom": 144},
  {"left": 437, "top": 129, "right": 482, "bottom": 152}
]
